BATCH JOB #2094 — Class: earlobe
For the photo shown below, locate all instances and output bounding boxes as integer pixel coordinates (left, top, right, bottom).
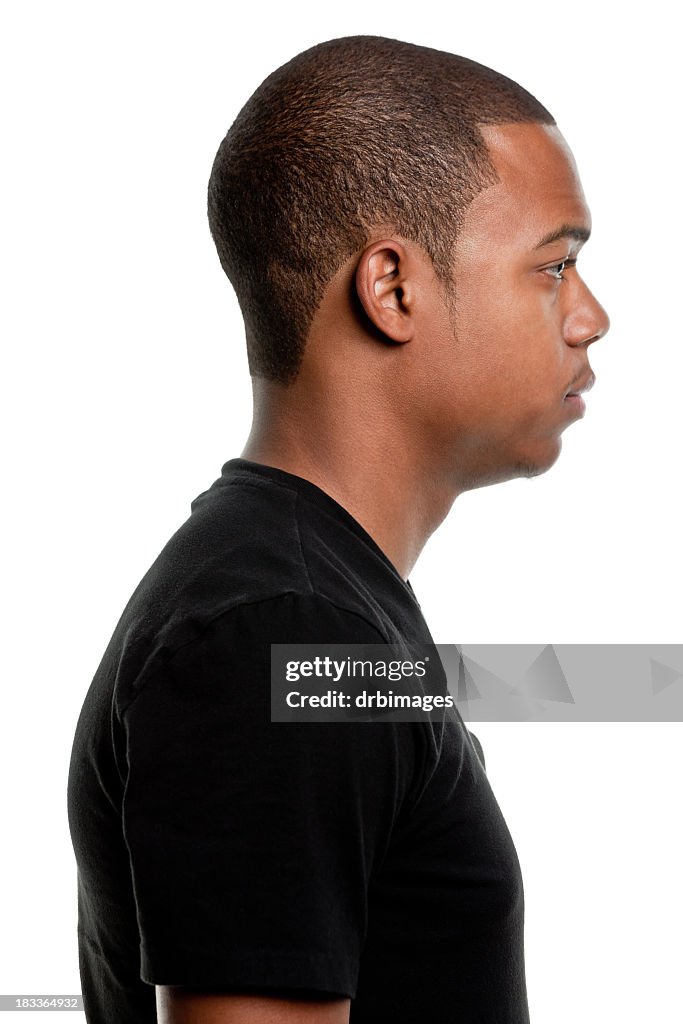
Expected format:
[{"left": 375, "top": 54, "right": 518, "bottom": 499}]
[{"left": 354, "top": 239, "right": 415, "bottom": 343}]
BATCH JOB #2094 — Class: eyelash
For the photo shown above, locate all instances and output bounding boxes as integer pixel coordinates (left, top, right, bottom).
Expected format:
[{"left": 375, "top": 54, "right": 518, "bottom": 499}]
[{"left": 545, "top": 258, "right": 578, "bottom": 281}]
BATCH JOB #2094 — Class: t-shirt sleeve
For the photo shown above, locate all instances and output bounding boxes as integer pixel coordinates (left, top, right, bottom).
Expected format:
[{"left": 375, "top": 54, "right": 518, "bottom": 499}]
[{"left": 120, "top": 592, "right": 419, "bottom": 998}]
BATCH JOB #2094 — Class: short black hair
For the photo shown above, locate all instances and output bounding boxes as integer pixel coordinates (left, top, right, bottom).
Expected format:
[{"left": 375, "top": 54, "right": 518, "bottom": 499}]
[{"left": 207, "top": 35, "right": 555, "bottom": 384}]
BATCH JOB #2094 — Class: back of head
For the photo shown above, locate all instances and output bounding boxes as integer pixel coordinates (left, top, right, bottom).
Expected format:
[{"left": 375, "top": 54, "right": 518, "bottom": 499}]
[{"left": 207, "top": 35, "right": 555, "bottom": 384}]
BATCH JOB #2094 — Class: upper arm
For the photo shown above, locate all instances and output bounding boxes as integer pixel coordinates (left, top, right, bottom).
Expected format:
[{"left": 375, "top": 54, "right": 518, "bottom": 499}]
[
  {"left": 156, "top": 988, "right": 351, "bottom": 1024},
  {"left": 120, "top": 593, "right": 416, "bottom": 1002}
]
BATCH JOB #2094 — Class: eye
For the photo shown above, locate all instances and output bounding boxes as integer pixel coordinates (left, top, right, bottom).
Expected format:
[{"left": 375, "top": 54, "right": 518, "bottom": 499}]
[{"left": 545, "top": 258, "right": 578, "bottom": 281}]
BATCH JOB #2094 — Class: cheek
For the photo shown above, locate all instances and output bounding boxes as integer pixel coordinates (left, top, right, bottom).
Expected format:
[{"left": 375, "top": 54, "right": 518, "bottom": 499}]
[
  {"left": 447, "top": 279, "right": 562, "bottom": 410},
  {"left": 452, "top": 276, "right": 534, "bottom": 358},
  {"left": 457, "top": 342, "right": 562, "bottom": 438}
]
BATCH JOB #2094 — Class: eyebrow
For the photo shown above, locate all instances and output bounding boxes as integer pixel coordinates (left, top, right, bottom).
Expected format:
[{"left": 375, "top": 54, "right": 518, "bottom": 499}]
[{"left": 533, "top": 224, "right": 592, "bottom": 249}]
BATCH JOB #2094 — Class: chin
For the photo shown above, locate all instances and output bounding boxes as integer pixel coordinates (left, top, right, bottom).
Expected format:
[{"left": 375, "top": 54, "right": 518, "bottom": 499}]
[
  {"left": 455, "top": 437, "right": 563, "bottom": 492},
  {"left": 513, "top": 437, "right": 563, "bottom": 479},
  {"left": 513, "top": 461, "right": 549, "bottom": 480}
]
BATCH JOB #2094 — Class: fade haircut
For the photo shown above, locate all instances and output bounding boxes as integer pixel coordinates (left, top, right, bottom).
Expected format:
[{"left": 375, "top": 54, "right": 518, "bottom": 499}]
[{"left": 207, "top": 35, "right": 555, "bottom": 384}]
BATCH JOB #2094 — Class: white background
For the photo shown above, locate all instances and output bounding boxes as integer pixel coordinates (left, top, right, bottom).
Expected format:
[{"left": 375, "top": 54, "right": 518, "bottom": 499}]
[{"left": 1, "top": 1, "right": 681, "bottom": 1021}]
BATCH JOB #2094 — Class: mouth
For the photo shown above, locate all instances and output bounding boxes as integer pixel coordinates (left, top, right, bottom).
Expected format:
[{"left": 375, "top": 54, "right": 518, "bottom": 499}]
[{"left": 563, "top": 373, "right": 595, "bottom": 418}]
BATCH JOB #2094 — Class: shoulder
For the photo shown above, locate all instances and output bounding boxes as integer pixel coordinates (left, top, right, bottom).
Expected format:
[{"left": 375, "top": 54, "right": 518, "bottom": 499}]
[
  {"left": 210, "top": 591, "right": 390, "bottom": 641},
  {"left": 109, "top": 468, "right": 401, "bottom": 716},
  {"left": 126, "top": 468, "right": 392, "bottom": 645},
  {"left": 117, "top": 592, "right": 390, "bottom": 718}
]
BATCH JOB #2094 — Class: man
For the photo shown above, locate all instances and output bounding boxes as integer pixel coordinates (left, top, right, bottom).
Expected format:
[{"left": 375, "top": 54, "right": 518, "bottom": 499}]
[{"left": 67, "top": 34, "right": 609, "bottom": 1024}]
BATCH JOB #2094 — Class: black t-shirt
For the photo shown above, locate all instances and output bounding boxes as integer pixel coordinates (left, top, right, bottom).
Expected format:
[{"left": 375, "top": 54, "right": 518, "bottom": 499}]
[{"left": 67, "top": 457, "right": 529, "bottom": 1023}]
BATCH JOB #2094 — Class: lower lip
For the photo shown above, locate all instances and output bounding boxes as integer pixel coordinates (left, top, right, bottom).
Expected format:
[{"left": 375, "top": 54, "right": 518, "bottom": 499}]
[{"left": 564, "top": 393, "right": 586, "bottom": 414}]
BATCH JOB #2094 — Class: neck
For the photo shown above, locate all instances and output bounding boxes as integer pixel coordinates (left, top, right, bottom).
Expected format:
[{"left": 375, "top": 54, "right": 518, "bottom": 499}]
[{"left": 241, "top": 381, "right": 460, "bottom": 581}]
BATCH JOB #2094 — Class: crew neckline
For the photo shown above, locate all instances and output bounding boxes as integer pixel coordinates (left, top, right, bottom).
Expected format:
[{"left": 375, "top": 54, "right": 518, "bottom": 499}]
[{"left": 220, "top": 457, "right": 419, "bottom": 603}]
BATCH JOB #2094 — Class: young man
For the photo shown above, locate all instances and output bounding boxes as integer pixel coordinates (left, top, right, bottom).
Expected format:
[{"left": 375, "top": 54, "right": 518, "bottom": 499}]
[{"left": 67, "top": 34, "right": 609, "bottom": 1024}]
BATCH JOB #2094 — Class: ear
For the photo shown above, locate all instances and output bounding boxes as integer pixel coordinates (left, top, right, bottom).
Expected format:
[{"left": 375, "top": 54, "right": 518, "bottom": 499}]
[{"left": 354, "top": 239, "right": 415, "bottom": 343}]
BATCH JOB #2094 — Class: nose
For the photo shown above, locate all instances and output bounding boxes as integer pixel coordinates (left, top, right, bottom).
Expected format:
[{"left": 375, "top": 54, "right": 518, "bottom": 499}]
[{"left": 564, "top": 281, "right": 610, "bottom": 347}]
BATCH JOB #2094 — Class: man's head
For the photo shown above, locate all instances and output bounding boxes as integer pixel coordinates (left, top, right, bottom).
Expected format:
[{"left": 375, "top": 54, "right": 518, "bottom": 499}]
[
  {"left": 207, "top": 35, "right": 559, "bottom": 383},
  {"left": 208, "top": 35, "right": 609, "bottom": 489}
]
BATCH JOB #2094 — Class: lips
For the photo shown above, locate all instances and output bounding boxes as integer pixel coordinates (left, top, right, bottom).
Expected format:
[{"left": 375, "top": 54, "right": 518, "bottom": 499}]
[{"left": 564, "top": 372, "right": 596, "bottom": 399}]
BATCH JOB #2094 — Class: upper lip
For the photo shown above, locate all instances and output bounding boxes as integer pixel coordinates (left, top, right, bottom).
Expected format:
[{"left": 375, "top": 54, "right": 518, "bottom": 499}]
[{"left": 565, "top": 372, "right": 596, "bottom": 398}]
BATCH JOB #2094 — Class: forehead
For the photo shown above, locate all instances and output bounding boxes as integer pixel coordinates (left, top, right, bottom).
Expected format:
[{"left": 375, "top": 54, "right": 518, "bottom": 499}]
[{"left": 455, "top": 122, "right": 591, "bottom": 257}]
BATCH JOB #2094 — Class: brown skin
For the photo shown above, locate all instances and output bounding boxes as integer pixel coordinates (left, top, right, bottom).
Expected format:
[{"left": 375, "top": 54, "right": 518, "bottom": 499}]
[
  {"left": 155, "top": 989, "right": 350, "bottom": 1024},
  {"left": 156, "top": 121, "right": 610, "bottom": 1023}
]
